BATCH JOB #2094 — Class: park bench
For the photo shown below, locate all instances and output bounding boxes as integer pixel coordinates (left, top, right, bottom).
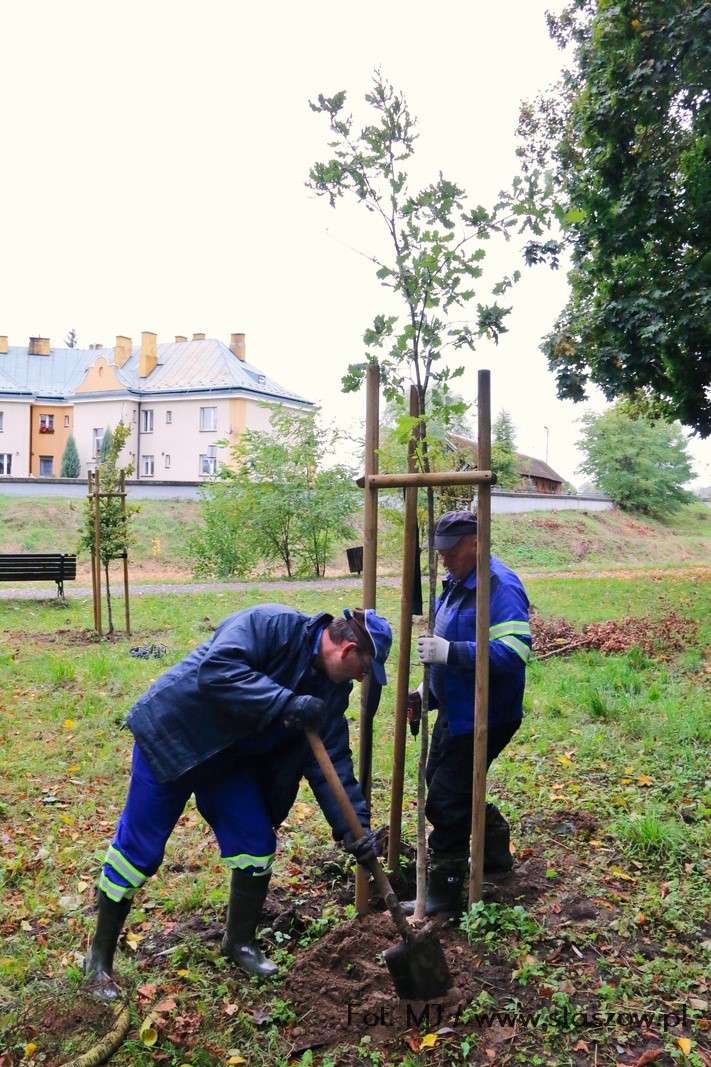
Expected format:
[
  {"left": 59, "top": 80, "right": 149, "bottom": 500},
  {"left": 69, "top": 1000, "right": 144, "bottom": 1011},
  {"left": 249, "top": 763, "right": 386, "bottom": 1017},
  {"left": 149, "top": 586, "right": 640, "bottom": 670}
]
[{"left": 0, "top": 553, "right": 77, "bottom": 598}]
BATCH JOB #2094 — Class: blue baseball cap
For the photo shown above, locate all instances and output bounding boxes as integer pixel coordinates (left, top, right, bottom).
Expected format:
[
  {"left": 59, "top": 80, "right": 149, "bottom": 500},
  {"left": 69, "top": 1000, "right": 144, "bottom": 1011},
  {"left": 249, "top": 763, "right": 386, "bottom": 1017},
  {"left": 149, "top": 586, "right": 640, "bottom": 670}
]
[{"left": 343, "top": 608, "right": 392, "bottom": 686}]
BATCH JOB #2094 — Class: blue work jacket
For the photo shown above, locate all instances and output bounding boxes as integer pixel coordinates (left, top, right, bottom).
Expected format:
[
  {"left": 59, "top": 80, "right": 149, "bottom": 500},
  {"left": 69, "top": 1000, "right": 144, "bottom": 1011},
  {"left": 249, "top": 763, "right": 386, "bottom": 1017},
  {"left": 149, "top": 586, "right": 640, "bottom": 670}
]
[
  {"left": 429, "top": 556, "right": 532, "bottom": 736},
  {"left": 125, "top": 605, "right": 369, "bottom": 839}
]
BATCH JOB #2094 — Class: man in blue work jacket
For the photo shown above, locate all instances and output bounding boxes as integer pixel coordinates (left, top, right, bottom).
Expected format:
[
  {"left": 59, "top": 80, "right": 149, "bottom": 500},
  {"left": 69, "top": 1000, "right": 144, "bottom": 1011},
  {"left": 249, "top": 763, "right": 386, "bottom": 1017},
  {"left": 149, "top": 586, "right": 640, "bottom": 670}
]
[
  {"left": 84, "top": 603, "right": 392, "bottom": 1000},
  {"left": 404, "top": 510, "right": 532, "bottom": 915}
]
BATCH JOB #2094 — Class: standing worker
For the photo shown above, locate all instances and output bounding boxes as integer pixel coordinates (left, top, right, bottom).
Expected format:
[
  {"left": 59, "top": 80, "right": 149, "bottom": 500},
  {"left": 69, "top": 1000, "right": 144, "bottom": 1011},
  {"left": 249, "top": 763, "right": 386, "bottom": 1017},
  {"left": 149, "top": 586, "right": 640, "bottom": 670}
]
[
  {"left": 84, "top": 603, "right": 392, "bottom": 1000},
  {"left": 405, "top": 510, "right": 532, "bottom": 916}
]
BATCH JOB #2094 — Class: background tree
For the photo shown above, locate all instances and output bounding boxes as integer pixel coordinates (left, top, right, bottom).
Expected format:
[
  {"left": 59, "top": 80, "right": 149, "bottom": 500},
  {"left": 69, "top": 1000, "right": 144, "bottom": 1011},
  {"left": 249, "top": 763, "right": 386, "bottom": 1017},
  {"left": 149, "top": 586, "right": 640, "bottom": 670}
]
[
  {"left": 59, "top": 434, "right": 81, "bottom": 478},
  {"left": 99, "top": 426, "right": 113, "bottom": 465},
  {"left": 190, "top": 405, "right": 358, "bottom": 579},
  {"left": 577, "top": 406, "right": 694, "bottom": 516},
  {"left": 78, "top": 420, "right": 140, "bottom": 633},
  {"left": 518, "top": 0, "right": 711, "bottom": 435},
  {"left": 491, "top": 409, "right": 520, "bottom": 490},
  {"left": 65, "top": 328, "right": 78, "bottom": 348}
]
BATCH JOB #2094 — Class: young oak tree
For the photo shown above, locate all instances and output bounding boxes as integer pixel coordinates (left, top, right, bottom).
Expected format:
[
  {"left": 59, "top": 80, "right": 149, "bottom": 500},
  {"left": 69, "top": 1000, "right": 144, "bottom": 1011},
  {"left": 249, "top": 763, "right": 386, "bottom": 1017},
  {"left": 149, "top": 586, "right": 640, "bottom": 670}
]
[
  {"left": 577, "top": 406, "right": 694, "bottom": 516},
  {"left": 78, "top": 420, "right": 140, "bottom": 633},
  {"left": 190, "top": 405, "right": 359, "bottom": 579},
  {"left": 309, "top": 73, "right": 557, "bottom": 912},
  {"left": 518, "top": 0, "right": 711, "bottom": 435}
]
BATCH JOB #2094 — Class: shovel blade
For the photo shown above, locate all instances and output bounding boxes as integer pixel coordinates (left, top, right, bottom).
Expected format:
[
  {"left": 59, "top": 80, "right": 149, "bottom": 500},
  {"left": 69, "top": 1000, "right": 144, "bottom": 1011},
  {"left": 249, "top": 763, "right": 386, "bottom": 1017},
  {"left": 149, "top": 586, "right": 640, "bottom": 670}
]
[{"left": 383, "top": 922, "right": 453, "bottom": 1001}]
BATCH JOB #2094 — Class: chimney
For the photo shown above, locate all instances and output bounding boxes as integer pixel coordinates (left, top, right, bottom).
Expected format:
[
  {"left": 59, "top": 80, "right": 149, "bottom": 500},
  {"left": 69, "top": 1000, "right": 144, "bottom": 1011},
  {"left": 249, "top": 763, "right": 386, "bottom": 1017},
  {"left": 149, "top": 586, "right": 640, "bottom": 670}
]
[
  {"left": 0, "top": 336, "right": 8, "bottom": 354},
  {"left": 29, "top": 337, "right": 51, "bottom": 356},
  {"left": 175, "top": 335, "right": 187, "bottom": 343},
  {"left": 192, "top": 332, "right": 206, "bottom": 341},
  {"left": 230, "top": 332, "right": 246, "bottom": 361},
  {"left": 114, "top": 335, "right": 132, "bottom": 367},
  {"left": 139, "top": 331, "right": 158, "bottom": 378}
]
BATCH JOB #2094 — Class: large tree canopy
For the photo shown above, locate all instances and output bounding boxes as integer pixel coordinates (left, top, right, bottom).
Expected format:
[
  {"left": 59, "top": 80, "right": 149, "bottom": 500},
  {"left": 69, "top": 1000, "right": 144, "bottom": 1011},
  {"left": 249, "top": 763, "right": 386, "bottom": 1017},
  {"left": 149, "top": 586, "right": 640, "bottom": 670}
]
[{"left": 518, "top": 0, "right": 711, "bottom": 435}]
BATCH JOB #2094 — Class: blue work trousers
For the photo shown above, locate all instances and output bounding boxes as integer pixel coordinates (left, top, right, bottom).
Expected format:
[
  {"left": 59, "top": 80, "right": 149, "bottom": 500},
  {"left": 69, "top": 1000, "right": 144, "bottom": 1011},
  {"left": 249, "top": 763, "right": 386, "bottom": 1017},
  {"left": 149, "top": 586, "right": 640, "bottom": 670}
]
[{"left": 99, "top": 744, "right": 277, "bottom": 903}]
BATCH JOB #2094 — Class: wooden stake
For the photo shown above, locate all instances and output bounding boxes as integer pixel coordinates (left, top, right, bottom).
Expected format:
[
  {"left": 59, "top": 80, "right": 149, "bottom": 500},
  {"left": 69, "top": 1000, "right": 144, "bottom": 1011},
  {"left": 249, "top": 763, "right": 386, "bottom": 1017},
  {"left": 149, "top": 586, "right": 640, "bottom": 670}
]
[
  {"left": 93, "top": 469, "right": 103, "bottom": 636},
  {"left": 120, "top": 470, "right": 131, "bottom": 636},
  {"left": 469, "top": 370, "right": 492, "bottom": 907}
]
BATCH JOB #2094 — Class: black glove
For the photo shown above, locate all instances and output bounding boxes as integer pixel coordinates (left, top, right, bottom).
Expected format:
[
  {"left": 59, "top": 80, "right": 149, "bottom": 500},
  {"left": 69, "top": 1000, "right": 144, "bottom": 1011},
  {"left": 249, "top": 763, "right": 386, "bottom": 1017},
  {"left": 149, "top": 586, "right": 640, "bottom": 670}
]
[
  {"left": 342, "top": 827, "right": 379, "bottom": 866},
  {"left": 407, "top": 689, "right": 422, "bottom": 737},
  {"left": 283, "top": 694, "right": 326, "bottom": 731}
]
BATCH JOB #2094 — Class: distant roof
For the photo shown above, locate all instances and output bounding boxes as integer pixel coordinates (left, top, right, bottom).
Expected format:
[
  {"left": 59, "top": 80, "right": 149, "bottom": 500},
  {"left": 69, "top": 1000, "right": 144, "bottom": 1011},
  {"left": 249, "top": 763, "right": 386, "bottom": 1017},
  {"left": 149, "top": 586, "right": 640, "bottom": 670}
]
[
  {"left": 448, "top": 434, "right": 565, "bottom": 485},
  {"left": 0, "top": 338, "right": 311, "bottom": 406}
]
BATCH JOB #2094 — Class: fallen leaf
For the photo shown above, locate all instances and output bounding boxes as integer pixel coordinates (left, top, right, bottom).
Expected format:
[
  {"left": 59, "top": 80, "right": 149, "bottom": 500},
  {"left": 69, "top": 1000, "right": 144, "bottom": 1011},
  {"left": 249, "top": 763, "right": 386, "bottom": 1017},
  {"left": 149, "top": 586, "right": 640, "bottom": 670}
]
[
  {"left": 154, "top": 998, "right": 177, "bottom": 1014},
  {"left": 689, "top": 997, "right": 708, "bottom": 1011},
  {"left": 677, "top": 1038, "right": 692, "bottom": 1056},
  {"left": 557, "top": 754, "right": 574, "bottom": 766},
  {"left": 137, "top": 982, "right": 158, "bottom": 998},
  {"left": 25, "top": 1044, "right": 38, "bottom": 1057},
  {"left": 636, "top": 774, "right": 653, "bottom": 787},
  {"left": 226, "top": 1057, "right": 246, "bottom": 1066},
  {"left": 419, "top": 1033, "right": 438, "bottom": 1049},
  {"left": 634, "top": 1049, "right": 663, "bottom": 1066},
  {"left": 139, "top": 1017, "right": 158, "bottom": 1046},
  {"left": 62, "top": 719, "right": 75, "bottom": 729},
  {"left": 573, "top": 1040, "right": 589, "bottom": 1053}
]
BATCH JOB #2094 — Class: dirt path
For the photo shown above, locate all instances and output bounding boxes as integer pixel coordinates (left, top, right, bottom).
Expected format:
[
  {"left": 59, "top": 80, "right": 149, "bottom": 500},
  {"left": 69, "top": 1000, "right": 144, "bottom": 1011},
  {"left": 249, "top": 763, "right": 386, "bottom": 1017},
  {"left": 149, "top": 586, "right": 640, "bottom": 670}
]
[{"left": 0, "top": 566, "right": 708, "bottom": 600}]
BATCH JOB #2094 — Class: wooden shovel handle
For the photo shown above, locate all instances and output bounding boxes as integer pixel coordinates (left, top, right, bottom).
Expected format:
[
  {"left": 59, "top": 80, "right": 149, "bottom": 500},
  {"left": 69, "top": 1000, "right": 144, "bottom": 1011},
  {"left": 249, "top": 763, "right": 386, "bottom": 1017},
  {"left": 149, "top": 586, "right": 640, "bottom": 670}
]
[{"left": 305, "top": 728, "right": 412, "bottom": 942}]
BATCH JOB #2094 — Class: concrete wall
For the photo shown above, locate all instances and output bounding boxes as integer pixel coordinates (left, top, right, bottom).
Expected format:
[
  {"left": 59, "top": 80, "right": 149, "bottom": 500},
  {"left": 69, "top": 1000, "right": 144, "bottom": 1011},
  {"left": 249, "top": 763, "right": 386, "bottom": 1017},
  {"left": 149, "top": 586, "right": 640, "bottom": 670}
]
[{"left": 490, "top": 490, "right": 613, "bottom": 514}]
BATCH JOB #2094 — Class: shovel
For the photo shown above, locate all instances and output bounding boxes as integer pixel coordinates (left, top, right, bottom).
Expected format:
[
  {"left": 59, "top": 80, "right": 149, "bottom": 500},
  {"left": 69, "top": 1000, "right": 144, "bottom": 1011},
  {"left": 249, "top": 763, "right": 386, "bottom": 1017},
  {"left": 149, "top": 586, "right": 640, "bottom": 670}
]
[{"left": 306, "top": 728, "right": 453, "bottom": 1001}]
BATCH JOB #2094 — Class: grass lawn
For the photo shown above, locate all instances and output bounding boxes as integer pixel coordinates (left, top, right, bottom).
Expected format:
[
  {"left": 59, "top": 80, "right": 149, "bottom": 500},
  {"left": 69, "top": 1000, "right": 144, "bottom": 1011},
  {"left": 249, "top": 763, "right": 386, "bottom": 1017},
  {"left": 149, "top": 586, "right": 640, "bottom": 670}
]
[{"left": 0, "top": 575, "right": 709, "bottom": 1066}]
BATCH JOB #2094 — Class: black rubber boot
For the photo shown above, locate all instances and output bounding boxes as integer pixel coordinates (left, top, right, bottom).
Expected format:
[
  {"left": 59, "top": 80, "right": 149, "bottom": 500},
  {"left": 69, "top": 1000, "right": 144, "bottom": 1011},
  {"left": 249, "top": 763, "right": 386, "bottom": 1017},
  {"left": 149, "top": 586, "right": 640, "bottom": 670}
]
[
  {"left": 84, "top": 890, "right": 132, "bottom": 1001},
  {"left": 401, "top": 853, "right": 468, "bottom": 917},
  {"left": 484, "top": 803, "right": 514, "bottom": 872},
  {"left": 221, "top": 869, "right": 277, "bottom": 979}
]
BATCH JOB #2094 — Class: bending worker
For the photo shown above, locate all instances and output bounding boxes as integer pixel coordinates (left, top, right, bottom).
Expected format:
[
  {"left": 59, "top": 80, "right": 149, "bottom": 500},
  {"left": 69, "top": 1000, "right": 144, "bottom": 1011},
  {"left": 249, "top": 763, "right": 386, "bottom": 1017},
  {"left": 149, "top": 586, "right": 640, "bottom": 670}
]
[
  {"left": 405, "top": 510, "right": 532, "bottom": 915},
  {"left": 84, "top": 603, "right": 392, "bottom": 999}
]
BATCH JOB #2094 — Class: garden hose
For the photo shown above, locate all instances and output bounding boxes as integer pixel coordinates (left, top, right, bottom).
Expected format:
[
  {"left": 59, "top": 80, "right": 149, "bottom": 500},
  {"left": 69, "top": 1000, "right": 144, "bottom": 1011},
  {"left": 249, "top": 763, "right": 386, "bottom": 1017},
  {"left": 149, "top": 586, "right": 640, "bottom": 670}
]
[{"left": 58, "top": 1001, "right": 130, "bottom": 1067}]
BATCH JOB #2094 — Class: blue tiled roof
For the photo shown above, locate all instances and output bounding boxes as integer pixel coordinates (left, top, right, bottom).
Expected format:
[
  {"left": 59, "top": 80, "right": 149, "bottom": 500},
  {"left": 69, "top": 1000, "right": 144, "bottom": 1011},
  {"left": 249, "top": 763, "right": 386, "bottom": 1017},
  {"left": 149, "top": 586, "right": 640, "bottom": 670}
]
[{"left": 0, "top": 339, "right": 310, "bottom": 405}]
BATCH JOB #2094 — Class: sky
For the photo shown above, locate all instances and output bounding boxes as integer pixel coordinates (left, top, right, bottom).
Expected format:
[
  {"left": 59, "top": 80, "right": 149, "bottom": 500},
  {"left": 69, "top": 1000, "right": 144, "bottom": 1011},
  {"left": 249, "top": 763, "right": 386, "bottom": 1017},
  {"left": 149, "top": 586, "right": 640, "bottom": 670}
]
[{"left": 2, "top": 0, "right": 709, "bottom": 489}]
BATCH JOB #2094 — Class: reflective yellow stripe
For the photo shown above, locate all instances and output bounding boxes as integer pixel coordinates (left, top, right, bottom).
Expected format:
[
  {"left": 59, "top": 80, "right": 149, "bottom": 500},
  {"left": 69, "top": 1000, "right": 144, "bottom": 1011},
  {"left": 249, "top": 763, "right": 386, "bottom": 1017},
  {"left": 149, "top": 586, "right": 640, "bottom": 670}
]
[
  {"left": 106, "top": 844, "right": 146, "bottom": 888},
  {"left": 223, "top": 852, "right": 276, "bottom": 875},
  {"left": 489, "top": 620, "right": 532, "bottom": 639},
  {"left": 498, "top": 635, "right": 531, "bottom": 663},
  {"left": 99, "top": 871, "right": 136, "bottom": 902}
]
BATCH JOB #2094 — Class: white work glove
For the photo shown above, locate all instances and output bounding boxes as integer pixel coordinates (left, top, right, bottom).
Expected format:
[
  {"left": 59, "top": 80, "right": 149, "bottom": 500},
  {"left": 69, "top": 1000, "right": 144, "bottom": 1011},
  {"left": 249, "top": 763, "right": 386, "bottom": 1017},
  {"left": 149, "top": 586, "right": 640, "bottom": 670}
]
[{"left": 417, "top": 634, "right": 450, "bottom": 665}]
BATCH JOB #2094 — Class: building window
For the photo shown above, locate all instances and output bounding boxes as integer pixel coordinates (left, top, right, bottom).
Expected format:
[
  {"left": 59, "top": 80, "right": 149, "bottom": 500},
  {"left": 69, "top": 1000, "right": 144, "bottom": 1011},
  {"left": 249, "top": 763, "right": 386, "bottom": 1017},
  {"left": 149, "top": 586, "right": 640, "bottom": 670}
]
[
  {"left": 200, "top": 406, "right": 217, "bottom": 431},
  {"left": 200, "top": 444, "right": 218, "bottom": 476},
  {"left": 64, "top": 414, "right": 70, "bottom": 427},
  {"left": 142, "top": 455, "right": 155, "bottom": 477},
  {"left": 166, "top": 410, "right": 172, "bottom": 424},
  {"left": 0, "top": 453, "right": 11, "bottom": 475},
  {"left": 39, "top": 414, "right": 55, "bottom": 434},
  {"left": 93, "top": 428, "right": 104, "bottom": 455},
  {"left": 39, "top": 456, "right": 54, "bottom": 476},
  {"left": 164, "top": 454, "right": 171, "bottom": 469},
  {"left": 0, "top": 412, "right": 4, "bottom": 431},
  {"left": 141, "top": 409, "right": 154, "bottom": 432}
]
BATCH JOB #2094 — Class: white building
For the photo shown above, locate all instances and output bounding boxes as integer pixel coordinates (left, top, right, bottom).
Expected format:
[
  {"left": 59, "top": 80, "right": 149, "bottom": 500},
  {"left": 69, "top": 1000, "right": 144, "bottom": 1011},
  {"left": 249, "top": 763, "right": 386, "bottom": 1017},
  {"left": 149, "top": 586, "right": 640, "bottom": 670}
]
[{"left": 0, "top": 332, "right": 312, "bottom": 481}]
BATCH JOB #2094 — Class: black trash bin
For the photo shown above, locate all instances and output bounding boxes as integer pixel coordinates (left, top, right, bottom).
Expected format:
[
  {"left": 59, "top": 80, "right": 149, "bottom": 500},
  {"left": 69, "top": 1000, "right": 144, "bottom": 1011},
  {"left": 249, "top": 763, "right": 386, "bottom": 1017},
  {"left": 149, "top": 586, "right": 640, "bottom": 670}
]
[{"left": 346, "top": 546, "right": 363, "bottom": 575}]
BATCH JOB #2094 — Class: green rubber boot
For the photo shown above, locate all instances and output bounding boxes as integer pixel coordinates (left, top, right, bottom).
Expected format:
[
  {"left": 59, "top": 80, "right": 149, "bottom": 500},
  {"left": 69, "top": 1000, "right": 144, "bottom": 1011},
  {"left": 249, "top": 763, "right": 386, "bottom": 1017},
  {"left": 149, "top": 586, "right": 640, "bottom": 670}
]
[
  {"left": 221, "top": 869, "right": 278, "bottom": 979},
  {"left": 484, "top": 803, "right": 514, "bottom": 872},
  {"left": 84, "top": 890, "right": 132, "bottom": 1001}
]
